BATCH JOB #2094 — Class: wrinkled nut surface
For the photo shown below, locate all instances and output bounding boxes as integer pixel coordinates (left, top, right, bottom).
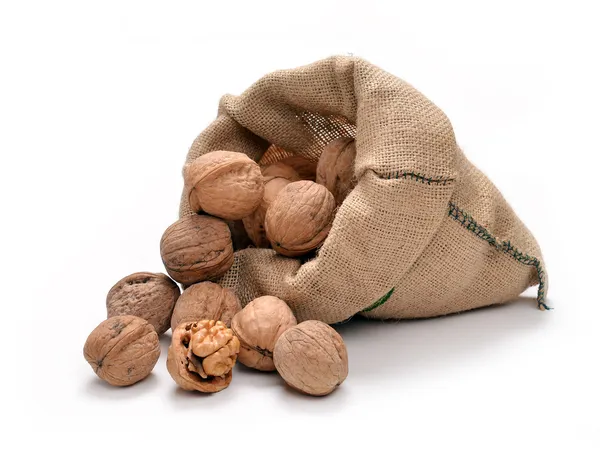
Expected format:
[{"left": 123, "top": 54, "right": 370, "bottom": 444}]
[
  {"left": 261, "top": 162, "right": 301, "bottom": 182},
  {"left": 83, "top": 315, "right": 160, "bottom": 387},
  {"left": 317, "top": 138, "right": 357, "bottom": 206},
  {"left": 231, "top": 296, "right": 297, "bottom": 371},
  {"left": 170, "top": 281, "right": 241, "bottom": 331},
  {"left": 106, "top": 272, "right": 180, "bottom": 335},
  {"left": 264, "top": 181, "right": 336, "bottom": 257},
  {"left": 242, "top": 176, "right": 292, "bottom": 248},
  {"left": 278, "top": 156, "right": 318, "bottom": 181},
  {"left": 184, "top": 151, "right": 264, "bottom": 220},
  {"left": 273, "top": 320, "right": 348, "bottom": 396},
  {"left": 167, "top": 320, "right": 240, "bottom": 393},
  {"left": 160, "top": 214, "right": 234, "bottom": 285}
]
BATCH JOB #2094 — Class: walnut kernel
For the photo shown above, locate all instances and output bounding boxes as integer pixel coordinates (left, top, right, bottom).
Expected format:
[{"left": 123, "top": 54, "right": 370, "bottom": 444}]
[{"left": 167, "top": 320, "right": 240, "bottom": 393}]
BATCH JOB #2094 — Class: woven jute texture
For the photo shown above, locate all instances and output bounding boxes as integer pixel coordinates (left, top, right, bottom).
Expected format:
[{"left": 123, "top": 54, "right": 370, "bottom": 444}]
[{"left": 179, "top": 56, "right": 548, "bottom": 324}]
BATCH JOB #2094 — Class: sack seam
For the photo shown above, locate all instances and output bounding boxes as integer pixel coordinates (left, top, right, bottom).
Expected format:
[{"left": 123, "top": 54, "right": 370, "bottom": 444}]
[
  {"left": 447, "top": 202, "right": 549, "bottom": 310},
  {"left": 355, "top": 201, "right": 549, "bottom": 319},
  {"left": 378, "top": 171, "right": 456, "bottom": 185}
]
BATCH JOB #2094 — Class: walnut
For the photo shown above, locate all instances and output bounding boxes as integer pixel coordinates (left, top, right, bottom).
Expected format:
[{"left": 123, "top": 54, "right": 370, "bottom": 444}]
[
  {"left": 160, "top": 214, "right": 234, "bottom": 285},
  {"left": 261, "top": 162, "right": 301, "bottom": 182},
  {"left": 242, "top": 176, "right": 292, "bottom": 248},
  {"left": 167, "top": 320, "right": 240, "bottom": 393},
  {"left": 184, "top": 151, "right": 264, "bottom": 220},
  {"left": 231, "top": 296, "right": 297, "bottom": 371},
  {"left": 316, "top": 138, "right": 357, "bottom": 206},
  {"left": 273, "top": 320, "right": 348, "bottom": 396},
  {"left": 277, "top": 156, "right": 318, "bottom": 181},
  {"left": 106, "top": 272, "right": 180, "bottom": 336},
  {"left": 83, "top": 315, "right": 160, "bottom": 387},
  {"left": 170, "top": 281, "right": 241, "bottom": 331},
  {"left": 264, "top": 181, "right": 336, "bottom": 257}
]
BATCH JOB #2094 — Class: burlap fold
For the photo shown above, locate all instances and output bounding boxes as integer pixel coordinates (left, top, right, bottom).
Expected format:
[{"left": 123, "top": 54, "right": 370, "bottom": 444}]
[{"left": 179, "top": 56, "right": 548, "bottom": 324}]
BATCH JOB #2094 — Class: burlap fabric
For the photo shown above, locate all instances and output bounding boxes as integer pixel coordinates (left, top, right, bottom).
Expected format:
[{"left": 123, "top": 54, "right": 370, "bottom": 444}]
[{"left": 179, "top": 56, "right": 548, "bottom": 324}]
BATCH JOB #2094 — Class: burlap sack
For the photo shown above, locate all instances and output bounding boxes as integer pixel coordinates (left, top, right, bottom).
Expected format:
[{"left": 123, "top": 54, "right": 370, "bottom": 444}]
[{"left": 179, "top": 56, "right": 548, "bottom": 324}]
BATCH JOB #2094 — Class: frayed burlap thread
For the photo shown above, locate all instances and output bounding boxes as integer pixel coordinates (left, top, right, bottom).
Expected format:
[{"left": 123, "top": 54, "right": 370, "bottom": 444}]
[{"left": 179, "top": 56, "right": 547, "bottom": 324}]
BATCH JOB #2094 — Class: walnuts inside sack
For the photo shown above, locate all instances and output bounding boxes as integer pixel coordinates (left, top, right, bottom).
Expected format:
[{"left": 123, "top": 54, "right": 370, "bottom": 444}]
[
  {"left": 160, "top": 214, "right": 234, "bottom": 285},
  {"left": 273, "top": 320, "right": 348, "bottom": 396},
  {"left": 277, "top": 155, "right": 318, "bottom": 181},
  {"left": 106, "top": 272, "right": 180, "bottom": 335},
  {"left": 167, "top": 320, "right": 240, "bottom": 393},
  {"left": 264, "top": 180, "right": 336, "bottom": 257},
  {"left": 242, "top": 175, "right": 293, "bottom": 248},
  {"left": 83, "top": 315, "right": 161, "bottom": 386},
  {"left": 184, "top": 151, "right": 264, "bottom": 220},
  {"left": 170, "top": 281, "right": 241, "bottom": 331},
  {"left": 316, "top": 138, "right": 357, "bottom": 206},
  {"left": 231, "top": 296, "right": 297, "bottom": 371}
]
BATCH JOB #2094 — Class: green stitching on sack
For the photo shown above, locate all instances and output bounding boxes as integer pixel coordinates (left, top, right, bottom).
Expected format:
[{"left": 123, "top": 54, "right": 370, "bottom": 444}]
[
  {"left": 362, "top": 287, "right": 395, "bottom": 313},
  {"left": 447, "top": 202, "right": 549, "bottom": 310},
  {"left": 380, "top": 171, "right": 454, "bottom": 186}
]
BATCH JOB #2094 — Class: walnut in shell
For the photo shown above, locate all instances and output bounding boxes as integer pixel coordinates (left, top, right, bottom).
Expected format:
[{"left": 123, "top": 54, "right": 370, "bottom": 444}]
[
  {"left": 160, "top": 214, "right": 234, "bottom": 285},
  {"left": 231, "top": 296, "right": 297, "bottom": 371},
  {"left": 106, "top": 272, "right": 180, "bottom": 335},
  {"left": 273, "top": 320, "right": 348, "bottom": 396},
  {"left": 184, "top": 151, "right": 264, "bottom": 220},
  {"left": 261, "top": 162, "right": 301, "bottom": 182},
  {"left": 242, "top": 176, "right": 292, "bottom": 248},
  {"left": 167, "top": 320, "right": 240, "bottom": 393},
  {"left": 83, "top": 315, "right": 160, "bottom": 386},
  {"left": 278, "top": 156, "right": 318, "bottom": 181},
  {"left": 264, "top": 181, "right": 336, "bottom": 257},
  {"left": 316, "top": 138, "right": 357, "bottom": 206},
  {"left": 170, "top": 281, "right": 241, "bottom": 331}
]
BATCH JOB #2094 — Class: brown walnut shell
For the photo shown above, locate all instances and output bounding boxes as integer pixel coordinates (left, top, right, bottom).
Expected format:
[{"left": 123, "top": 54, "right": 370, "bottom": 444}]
[
  {"left": 273, "top": 320, "right": 348, "bottom": 396},
  {"left": 106, "top": 272, "right": 180, "bottom": 335},
  {"left": 184, "top": 151, "right": 264, "bottom": 220},
  {"left": 278, "top": 156, "right": 318, "bottom": 181},
  {"left": 83, "top": 315, "right": 160, "bottom": 387},
  {"left": 170, "top": 281, "right": 242, "bottom": 331},
  {"left": 316, "top": 138, "right": 357, "bottom": 206},
  {"left": 231, "top": 296, "right": 297, "bottom": 371},
  {"left": 160, "top": 214, "right": 234, "bottom": 285},
  {"left": 261, "top": 162, "right": 301, "bottom": 182},
  {"left": 167, "top": 320, "right": 240, "bottom": 393},
  {"left": 264, "top": 181, "right": 336, "bottom": 257},
  {"left": 242, "top": 176, "right": 292, "bottom": 248}
]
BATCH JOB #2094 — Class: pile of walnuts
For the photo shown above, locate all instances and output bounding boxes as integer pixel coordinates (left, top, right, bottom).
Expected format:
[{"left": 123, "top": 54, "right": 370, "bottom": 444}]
[{"left": 83, "top": 139, "right": 355, "bottom": 396}]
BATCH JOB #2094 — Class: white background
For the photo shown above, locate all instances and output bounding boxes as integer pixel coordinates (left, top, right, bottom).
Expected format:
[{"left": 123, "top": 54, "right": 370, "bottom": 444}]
[{"left": 2, "top": 1, "right": 599, "bottom": 459}]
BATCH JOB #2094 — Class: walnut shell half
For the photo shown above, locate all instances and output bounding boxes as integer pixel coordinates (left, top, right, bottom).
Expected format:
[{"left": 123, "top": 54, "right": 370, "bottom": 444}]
[
  {"left": 184, "top": 151, "right": 264, "bottom": 220},
  {"left": 83, "top": 315, "right": 160, "bottom": 386},
  {"left": 170, "top": 281, "right": 241, "bottom": 331},
  {"left": 273, "top": 320, "right": 348, "bottom": 396},
  {"left": 167, "top": 320, "right": 240, "bottom": 393},
  {"left": 160, "top": 214, "right": 234, "bottom": 285},
  {"left": 316, "top": 138, "right": 357, "bottom": 206},
  {"left": 231, "top": 296, "right": 297, "bottom": 371},
  {"left": 264, "top": 181, "right": 336, "bottom": 257},
  {"left": 106, "top": 272, "right": 180, "bottom": 335}
]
